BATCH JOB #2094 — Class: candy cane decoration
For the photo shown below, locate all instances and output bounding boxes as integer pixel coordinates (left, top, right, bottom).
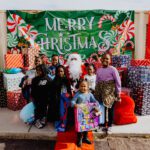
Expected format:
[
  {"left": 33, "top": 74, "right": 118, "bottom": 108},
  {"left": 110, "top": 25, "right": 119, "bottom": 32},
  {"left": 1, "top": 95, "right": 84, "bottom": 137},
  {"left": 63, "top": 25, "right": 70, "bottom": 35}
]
[
  {"left": 85, "top": 57, "right": 95, "bottom": 64},
  {"left": 115, "top": 11, "right": 130, "bottom": 20},
  {"left": 115, "top": 36, "right": 126, "bottom": 55},
  {"left": 124, "top": 40, "right": 134, "bottom": 49},
  {"left": 7, "top": 14, "right": 26, "bottom": 36},
  {"left": 98, "top": 15, "right": 116, "bottom": 28}
]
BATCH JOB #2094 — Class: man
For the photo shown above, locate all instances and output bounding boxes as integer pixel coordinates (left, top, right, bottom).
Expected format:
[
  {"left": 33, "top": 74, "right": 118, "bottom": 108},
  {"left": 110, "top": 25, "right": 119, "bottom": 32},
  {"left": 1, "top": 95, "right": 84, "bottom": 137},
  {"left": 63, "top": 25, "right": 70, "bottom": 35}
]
[{"left": 66, "top": 53, "right": 87, "bottom": 92}]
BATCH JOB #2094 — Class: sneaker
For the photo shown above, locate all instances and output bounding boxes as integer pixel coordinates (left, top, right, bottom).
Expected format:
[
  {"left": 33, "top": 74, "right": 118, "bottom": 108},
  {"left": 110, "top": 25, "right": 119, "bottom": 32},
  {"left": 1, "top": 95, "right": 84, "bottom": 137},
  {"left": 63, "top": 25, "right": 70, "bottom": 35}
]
[
  {"left": 82, "top": 138, "right": 92, "bottom": 144},
  {"left": 40, "top": 117, "right": 46, "bottom": 126},
  {"left": 77, "top": 138, "right": 82, "bottom": 147},
  {"left": 107, "top": 127, "right": 112, "bottom": 134},
  {"left": 35, "top": 119, "right": 44, "bottom": 129},
  {"left": 102, "top": 127, "right": 108, "bottom": 132}
]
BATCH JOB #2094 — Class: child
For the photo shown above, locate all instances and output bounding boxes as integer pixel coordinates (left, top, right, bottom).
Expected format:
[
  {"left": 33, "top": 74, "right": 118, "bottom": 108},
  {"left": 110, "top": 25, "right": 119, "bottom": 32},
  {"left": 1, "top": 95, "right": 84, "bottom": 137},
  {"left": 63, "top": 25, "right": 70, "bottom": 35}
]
[
  {"left": 84, "top": 64, "right": 96, "bottom": 93},
  {"left": 31, "top": 64, "right": 52, "bottom": 129},
  {"left": 71, "top": 80, "right": 99, "bottom": 147},
  {"left": 48, "top": 65, "right": 72, "bottom": 123},
  {"left": 48, "top": 54, "right": 59, "bottom": 80},
  {"left": 95, "top": 53, "right": 121, "bottom": 132}
]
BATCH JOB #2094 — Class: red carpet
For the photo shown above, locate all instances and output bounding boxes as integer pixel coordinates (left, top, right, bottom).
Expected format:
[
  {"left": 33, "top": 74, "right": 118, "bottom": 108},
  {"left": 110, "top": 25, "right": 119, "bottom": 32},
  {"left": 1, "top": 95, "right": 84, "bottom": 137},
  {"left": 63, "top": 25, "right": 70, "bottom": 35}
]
[{"left": 55, "top": 130, "right": 94, "bottom": 150}]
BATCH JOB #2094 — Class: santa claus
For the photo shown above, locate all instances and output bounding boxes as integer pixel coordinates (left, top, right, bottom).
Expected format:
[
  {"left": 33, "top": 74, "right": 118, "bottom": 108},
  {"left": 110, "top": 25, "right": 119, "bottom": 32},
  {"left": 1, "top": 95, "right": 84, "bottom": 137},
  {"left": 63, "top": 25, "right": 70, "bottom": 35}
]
[{"left": 66, "top": 53, "right": 87, "bottom": 92}]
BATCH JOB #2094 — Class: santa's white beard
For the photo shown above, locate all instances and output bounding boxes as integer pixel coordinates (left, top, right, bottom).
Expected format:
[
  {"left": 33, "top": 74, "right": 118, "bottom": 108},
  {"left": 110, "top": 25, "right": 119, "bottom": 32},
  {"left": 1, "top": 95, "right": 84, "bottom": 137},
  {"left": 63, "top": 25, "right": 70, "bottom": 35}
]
[{"left": 68, "top": 60, "right": 82, "bottom": 80}]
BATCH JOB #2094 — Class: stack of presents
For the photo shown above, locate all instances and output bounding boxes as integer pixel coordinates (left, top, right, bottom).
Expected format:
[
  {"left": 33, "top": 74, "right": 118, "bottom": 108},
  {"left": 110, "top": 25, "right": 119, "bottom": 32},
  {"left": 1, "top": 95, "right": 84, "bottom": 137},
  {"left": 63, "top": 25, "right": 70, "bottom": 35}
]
[
  {"left": 112, "top": 55, "right": 150, "bottom": 115},
  {"left": 0, "top": 48, "right": 39, "bottom": 111}
]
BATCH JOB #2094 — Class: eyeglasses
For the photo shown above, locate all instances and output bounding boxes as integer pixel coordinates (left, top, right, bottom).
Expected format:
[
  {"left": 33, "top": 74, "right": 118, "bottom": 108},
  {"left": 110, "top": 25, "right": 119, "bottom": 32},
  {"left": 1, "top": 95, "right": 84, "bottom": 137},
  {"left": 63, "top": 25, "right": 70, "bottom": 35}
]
[{"left": 71, "top": 58, "right": 77, "bottom": 61}]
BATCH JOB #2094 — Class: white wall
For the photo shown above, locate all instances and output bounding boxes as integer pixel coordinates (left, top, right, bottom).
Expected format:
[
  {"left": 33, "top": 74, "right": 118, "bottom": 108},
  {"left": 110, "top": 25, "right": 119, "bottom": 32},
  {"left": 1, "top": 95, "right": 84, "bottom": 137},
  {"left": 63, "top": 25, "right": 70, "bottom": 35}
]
[
  {"left": 0, "top": 11, "right": 7, "bottom": 69},
  {"left": 134, "top": 12, "right": 148, "bottom": 59},
  {"left": 1, "top": 0, "right": 150, "bottom": 10}
]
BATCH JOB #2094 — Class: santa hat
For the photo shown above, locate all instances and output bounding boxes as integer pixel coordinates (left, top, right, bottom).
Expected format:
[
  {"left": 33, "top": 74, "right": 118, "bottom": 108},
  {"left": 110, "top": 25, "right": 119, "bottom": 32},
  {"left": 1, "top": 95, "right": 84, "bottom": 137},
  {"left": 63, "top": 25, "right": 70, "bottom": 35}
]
[{"left": 67, "top": 53, "right": 82, "bottom": 66}]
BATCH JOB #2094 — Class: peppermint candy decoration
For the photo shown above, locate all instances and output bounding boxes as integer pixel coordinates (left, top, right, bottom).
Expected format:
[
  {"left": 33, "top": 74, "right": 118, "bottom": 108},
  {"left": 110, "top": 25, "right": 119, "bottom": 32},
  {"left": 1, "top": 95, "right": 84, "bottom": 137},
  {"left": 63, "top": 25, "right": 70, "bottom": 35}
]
[
  {"left": 104, "top": 30, "right": 118, "bottom": 46},
  {"left": 98, "top": 15, "right": 115, "bottom": 28},
  {"left": 21, "top": 24, "right": 38, "bottom": 40},
  {"left": 7, "top": 33, "right": 18, "bottom": 48},
  {"left": 118, "top": 19, "right": 134, "bottom": 41},
  {"left": 7, "top": 14, "right": 26, "bottom": 36}
]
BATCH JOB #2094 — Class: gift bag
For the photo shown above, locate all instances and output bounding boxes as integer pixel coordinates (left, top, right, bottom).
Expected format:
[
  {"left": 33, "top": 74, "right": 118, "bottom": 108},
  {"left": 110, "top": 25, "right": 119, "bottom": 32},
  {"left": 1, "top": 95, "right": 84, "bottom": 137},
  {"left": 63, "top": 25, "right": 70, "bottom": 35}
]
[
  {"left": 5, "top": 54, "right": 23, "bottom": 69},
  {"left": 7, "top": 90, "right": 27, "bottom": 111},
  {"left": 74, "top": 103, "right": 100, "bottom": 132},
  {"left": 20, "top": 102, "right": 35, "bottom": 124}
]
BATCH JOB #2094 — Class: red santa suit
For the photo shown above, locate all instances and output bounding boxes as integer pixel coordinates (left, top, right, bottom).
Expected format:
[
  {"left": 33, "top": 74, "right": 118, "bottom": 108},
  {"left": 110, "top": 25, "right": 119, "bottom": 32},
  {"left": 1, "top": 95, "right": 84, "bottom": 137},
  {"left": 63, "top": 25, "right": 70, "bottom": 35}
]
[{"left": 66, "top": 53, "right": 87, "bottom": 92}]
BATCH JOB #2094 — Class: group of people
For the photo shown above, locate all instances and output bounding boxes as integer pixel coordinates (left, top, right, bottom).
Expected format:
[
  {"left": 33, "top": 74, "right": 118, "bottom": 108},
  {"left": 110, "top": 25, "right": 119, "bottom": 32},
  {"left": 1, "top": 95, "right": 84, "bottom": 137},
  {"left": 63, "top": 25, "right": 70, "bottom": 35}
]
[{"left": 20, "top": 52, "right": 121, "bottom": 147}]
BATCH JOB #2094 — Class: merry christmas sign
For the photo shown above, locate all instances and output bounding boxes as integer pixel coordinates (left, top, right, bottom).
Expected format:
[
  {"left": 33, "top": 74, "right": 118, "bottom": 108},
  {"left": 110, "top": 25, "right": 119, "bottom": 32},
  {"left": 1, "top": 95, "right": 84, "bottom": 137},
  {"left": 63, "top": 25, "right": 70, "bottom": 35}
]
[{"left": 7, "top": 10, "right": 134, "bottom": 61}]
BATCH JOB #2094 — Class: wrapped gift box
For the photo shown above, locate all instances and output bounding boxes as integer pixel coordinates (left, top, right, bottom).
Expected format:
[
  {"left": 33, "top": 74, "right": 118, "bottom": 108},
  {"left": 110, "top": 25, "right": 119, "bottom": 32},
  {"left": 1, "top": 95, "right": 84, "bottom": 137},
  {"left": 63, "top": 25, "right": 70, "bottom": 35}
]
[
  {"left": 23, "top": 54, "right": 29, "bottom": 67},
  {"left": 0, "top": 88, "right": 7, "bottom": 107},
  {"left": 5, "top": 54, "right": 23, "bottom": 69},
  {"left": 112, "top": 55, "right": 131, "bottom": 68},
  {"left": 131, "top": 59, "right": 150, "bottom": 66},
  {"left": 3, "top": 73, "right": 25, "bottom": 91},
  {"left": 22, "top": 48, "right": 39, "bottom": 69},
  {"left": 131, "top": 82, "right": 150, "bottom": 115},
  {"left": 74, "top": 103, "right": 100, "bottom": 132},
  {"left": 7, "top": 90, "right": 27, "bottom": 111},
  {"left": 128, "top": 66, "right": 150, "bottom": 84}
]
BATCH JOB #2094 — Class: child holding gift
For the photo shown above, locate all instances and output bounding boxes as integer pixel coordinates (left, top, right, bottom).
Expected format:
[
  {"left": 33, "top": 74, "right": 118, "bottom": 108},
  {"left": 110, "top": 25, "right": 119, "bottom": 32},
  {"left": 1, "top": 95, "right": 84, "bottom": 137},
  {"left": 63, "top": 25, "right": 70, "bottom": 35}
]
[
  {"left": 71, "top": 79, "right": 100, "bottom": 147},
  {"left": 95, "top": 53, "right": 121, "bottom": 132}
]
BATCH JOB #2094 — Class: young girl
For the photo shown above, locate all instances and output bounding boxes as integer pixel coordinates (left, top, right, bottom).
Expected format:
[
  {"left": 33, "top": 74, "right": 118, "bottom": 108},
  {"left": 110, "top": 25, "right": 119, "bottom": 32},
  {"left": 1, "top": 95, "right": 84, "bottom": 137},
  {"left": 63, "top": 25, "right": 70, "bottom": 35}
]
[
  {"left": 95, "top": 53, "right": 121, "bottom": 132},
  {"left": 71, "top": 80, "right": 99, "bottom": 147},
  {"left": 31, "top": 64, "right": 52, "bottom": 129},
  {"left": 84, "top": 64, "right": 96, "bottom": 93},
  {"left": 48, "top": 65, "right": 72, "bottom": 123}
]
